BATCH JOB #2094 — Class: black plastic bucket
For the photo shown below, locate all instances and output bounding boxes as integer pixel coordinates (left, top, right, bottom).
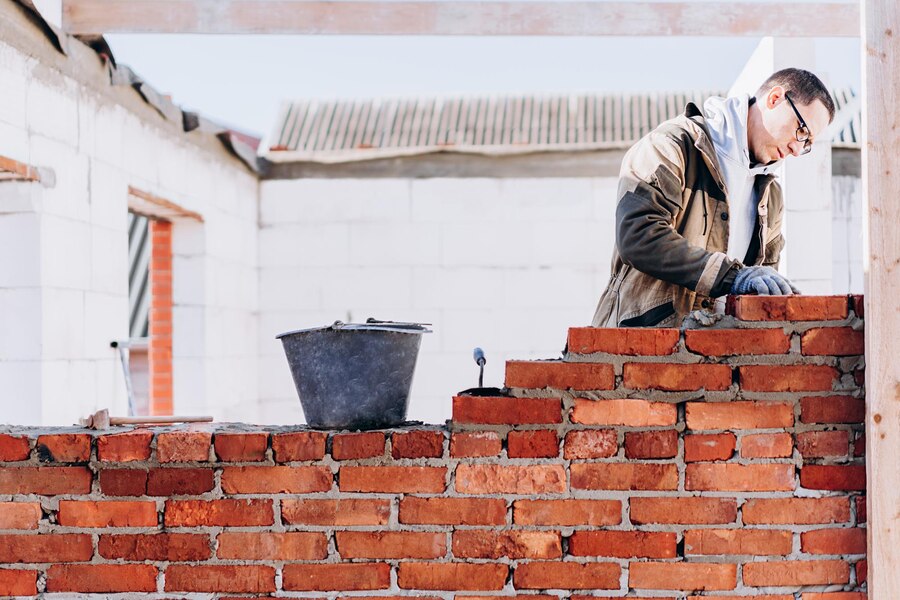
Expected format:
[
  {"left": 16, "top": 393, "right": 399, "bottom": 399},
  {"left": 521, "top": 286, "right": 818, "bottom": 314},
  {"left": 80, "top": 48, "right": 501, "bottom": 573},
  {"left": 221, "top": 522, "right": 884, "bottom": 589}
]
[{"left": 276, "top": 320, "right": 431, "bottom": 430}]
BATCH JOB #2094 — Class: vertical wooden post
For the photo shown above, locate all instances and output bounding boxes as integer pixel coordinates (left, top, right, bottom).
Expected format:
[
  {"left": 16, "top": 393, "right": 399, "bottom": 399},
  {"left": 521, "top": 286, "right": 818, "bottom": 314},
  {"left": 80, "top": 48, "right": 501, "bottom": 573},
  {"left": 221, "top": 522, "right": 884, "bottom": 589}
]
[{"left": 862, "top": 0, "right": 900, "bottom": 597}]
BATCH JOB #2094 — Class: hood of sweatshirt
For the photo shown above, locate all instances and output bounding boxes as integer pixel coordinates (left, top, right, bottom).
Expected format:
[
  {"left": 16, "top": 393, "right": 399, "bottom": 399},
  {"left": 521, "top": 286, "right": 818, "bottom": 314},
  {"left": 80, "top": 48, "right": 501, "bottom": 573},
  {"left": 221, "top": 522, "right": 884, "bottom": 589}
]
[{"left": 703, "top": 94, "right": 781, "bottom": 261}]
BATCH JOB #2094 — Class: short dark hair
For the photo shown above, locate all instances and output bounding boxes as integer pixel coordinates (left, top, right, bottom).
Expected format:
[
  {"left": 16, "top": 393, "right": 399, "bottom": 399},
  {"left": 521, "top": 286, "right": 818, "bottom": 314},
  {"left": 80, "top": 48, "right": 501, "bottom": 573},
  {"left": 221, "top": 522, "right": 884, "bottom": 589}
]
[{"left": 755, "top": 68, "right": 836, "bottom": 123}]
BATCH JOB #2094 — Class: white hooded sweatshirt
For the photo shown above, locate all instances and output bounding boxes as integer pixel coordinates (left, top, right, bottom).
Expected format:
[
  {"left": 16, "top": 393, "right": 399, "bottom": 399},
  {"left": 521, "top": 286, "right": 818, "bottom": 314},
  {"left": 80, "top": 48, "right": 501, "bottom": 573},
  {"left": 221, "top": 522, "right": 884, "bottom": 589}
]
[{"left": 702, "top": 94, "right": 781, "bottom": 263}]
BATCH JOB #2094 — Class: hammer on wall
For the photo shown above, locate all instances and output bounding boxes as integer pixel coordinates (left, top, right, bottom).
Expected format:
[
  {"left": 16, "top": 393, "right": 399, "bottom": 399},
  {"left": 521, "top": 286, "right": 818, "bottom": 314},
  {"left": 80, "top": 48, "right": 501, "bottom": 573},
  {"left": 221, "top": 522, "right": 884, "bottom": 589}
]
[{"left": 79, "top": 409, "right": 213, "bottom": 430}]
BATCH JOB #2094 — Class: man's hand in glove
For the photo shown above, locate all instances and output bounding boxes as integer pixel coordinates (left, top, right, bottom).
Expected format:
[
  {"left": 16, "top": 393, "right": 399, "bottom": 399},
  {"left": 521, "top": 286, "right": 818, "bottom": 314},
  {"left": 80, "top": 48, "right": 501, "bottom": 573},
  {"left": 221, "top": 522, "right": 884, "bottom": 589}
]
[{"left": 730, "top": 266, "right": 800, "bottom": 296}]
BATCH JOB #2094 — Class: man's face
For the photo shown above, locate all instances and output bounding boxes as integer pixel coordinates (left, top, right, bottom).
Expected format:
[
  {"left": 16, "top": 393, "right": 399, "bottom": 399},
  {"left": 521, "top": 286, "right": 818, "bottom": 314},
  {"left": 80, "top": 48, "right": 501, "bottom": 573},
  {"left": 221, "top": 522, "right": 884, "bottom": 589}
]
[{"left": 748, "top": 86, "right": 831, "bottom": 165}]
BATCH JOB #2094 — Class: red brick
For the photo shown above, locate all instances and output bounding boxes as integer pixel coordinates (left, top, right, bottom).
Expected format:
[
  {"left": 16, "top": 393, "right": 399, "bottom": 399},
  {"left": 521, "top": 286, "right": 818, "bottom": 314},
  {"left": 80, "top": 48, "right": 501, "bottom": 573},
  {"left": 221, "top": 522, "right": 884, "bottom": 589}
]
[
  {"left": 0, "top": 502, "right": 41, "bottom": 529},
  {"left": 854, "top": 368, "right": 865, "bottom": 386},
  {"left": 802, "top": 327, "right": 865, "bottom": 356},
  {"left": 856, "top": 496, "right": 866, "bottom": 523},
  {"left": 400, "top": 563, "right": 507, "bottom": 590},
  {"left": 284, "top": 564, "right": 391, "bottom": 591},
  {"left": 744, "top": 560, "right": 850, "bottom": 586},
  {"left": 99, "top": 533, "right": 210, "bottom": 561},
  {"left": 567, "top": 327, "right": 680, "bottom": 355},
  {"left": 36, "top": 434, "right": 91, "bottom": 462},
  {"left": 740, "top": 365, "right": 839, "bottom": 392},
  {"left": 0, "top": 534, "right": 93, "bottom": 562},
  {"left": 856, "top": 559, "right": 867, "bottom": 583},
  {"left": 743, "top": 498, "right": 850, "bottom": 524},
  {"left": 801, "top": 465, "right": 866, "bottom": 491},
  {"left": 331, "top": 432, "right": 386, "bottom": 460},
  {"left": 569, "top": 531, "right": 676, "bottom": 558},
  {"left": 392, "top": 430, "right": 444, "bottom": 458},
  {"left": 687, "top": 463, "right": 794, "bottom": 491},
  {"left": 450, "top": 432, "right": 501, "bottom": 457},
  {"left": 572, "top": 463, "right": 677, "bottom": 491},
  {"left": 282, "top": 498, "right": 390, "bottom": 526},
  {"left": 337, "top": 531, "right": 445, "bottom": 559},
  {"left": 456, "top": 464, "right": 566, "bottom": 494},
  {"left": 727, "top": 295, "right": 848, "bottom": 321},
  {"left": 453, "top": 530, "right": 561, "bottom": 559},
  {"left": 685, "top": 328, "right": 790, "bottom": 356},
  {"left": 97, "top": 430, "right": 153, "bottom": 462},
  {"left": 47, "top": 564, "right": 157, "bottom": 593},
  {"left": 507, "top": 430, "right": 559, "bottom": 458},
  {"left": 452, "top": 396, "right": 562, "bottom": 424},
  {"left": 218, "top": 532, "right": 329, "bottom": 560},
  {"left": 803, "top": 594, "right": 866, "bottom": 600},
  {"left": 505, "top": 361, "right": 614, "bottom": 390},
  {"left": 624, "top": 363, "right": 732, "bottom": 391},
  {"left": 341, "top": 466, "right": 445, "bottom": 493},
  {"left": 797, "top": 430, "right": 850, "bottom": 458},
  {"left": 741, "top": 432, "right": 793, "bottom": 458},
  {"left": 514, "top": 562, "right": 620, "bottom": 590},
  {"left": 572, "top": 398, "right": 676, "bottom": 426},
  {"left": 221, "top": 466, "right": 332, "bottom": 493},
  {"left": 624, "top": 429, "right": 677, "bottom": 459},
  {"left": 272, "top": 431, "right": 327, "bottom": 461},
  {"left": 684, "top": 433, "right": 736, "bottom": 462},
  {"left": 630, "top": 562, "right": 737, "bottom": 590},
  {"left": 0, "top": 570, "right": 36, "bottom": 596},
  {"left": 686, "top": 401, "right": 794, "bottom": 430},
  {"left": 99, "top": 469, "right": 147, "bottom": 496},
  {"left": 157, "top": 431, "right": 212, "bottom": 462},
  {"left": 148, "top": 467, "right": 214, "bottom": 495},
  {"left": 857, "top": 551, "right": 871, "bottom": 584},
  {"left": 851, "top": 294, "right": 864, "bottom": 318},
  {"left": 0, "top": 466, "right": 92, "bottom": 495},
  {"left": 564, "top": 429, "right": 618, "bottom": 459},
  {"left": 853, "top": 432, "right": 865, "bottom": 457},
  {"left": 0, "top": 434, "right": 30, "bottom": 461},
  {"left": 164, "top": 499, "right": 274, "bottom": 527},
  {"left": 631, "top": 497, "right": 738, "bottom": 525},
  {"left": 801, "top": 528, "right": 867, "bottom": 555},
  {"left": 801, "top": 396, "right": 865, "bottom": 424},
  {"left": 164, "top": 565, "right": 276, "bottom": 593},
  {"left": 58, "top": 500, "right": 157, "bottom": 527},
  {"left": 400, "top": 497, "right": 506, "bottom": 525},
  {"left": 214, "top": 433, "right": 268, "bottom": 461},
  {"left": 514, "top": 499, "right": 621, "bottom": 526},
  {"left": 684, "top": 529, "right": 792, "bottom": 555}
]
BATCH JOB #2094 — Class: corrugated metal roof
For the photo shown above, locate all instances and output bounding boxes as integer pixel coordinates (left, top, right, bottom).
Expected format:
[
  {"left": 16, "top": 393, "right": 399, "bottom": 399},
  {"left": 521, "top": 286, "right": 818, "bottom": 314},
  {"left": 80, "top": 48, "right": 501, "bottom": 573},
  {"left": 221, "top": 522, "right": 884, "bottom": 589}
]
[{"left": 269, "top": 89, "right": 860, "bottom": 161}]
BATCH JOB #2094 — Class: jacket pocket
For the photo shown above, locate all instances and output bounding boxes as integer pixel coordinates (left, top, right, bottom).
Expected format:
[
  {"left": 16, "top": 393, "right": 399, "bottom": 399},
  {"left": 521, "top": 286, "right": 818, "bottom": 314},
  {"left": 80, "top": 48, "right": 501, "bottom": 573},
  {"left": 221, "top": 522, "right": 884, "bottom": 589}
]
[{"left": 619, "top": 301, "right": 676, "bottom": 327}]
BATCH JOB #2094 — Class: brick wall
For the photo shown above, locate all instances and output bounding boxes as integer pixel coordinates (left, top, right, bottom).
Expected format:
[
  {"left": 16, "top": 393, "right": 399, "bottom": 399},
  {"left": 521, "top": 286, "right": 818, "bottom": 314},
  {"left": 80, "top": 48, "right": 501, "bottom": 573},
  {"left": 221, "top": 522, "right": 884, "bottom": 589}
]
[
  {"left": 0, "top": 295, "right": 865, "bottom": 598},
  {"left": 148, "top": 219, "right": 173, "bottom": 415}
]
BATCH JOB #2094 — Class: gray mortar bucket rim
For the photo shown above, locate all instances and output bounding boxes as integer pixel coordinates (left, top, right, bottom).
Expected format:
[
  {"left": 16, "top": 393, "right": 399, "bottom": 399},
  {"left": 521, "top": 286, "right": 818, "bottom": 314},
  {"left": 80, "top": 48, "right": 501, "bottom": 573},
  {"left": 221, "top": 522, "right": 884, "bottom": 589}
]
[{"left": 276, "top": 320, "right": 432, "bottom": 339}]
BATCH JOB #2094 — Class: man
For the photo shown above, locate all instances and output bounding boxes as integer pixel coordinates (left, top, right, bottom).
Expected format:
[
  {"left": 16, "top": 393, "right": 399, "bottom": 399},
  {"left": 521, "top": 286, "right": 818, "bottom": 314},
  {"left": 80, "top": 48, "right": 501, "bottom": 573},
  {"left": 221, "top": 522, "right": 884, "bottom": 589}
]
[{"left": 592, "top": 68, "right": 835, "bottom": 328}]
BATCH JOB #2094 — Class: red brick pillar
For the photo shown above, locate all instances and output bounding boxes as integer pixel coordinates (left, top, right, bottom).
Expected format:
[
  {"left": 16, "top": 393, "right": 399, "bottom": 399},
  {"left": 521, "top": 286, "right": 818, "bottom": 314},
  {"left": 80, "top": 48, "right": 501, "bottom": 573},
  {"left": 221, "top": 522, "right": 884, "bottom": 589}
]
[{"left": 148, "top": 220, "right": 173, "bottom": 415}]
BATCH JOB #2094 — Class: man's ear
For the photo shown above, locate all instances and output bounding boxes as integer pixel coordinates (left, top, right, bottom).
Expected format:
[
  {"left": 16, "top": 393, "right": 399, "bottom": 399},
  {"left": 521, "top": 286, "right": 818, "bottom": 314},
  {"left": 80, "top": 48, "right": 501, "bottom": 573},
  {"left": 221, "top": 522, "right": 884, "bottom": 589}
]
[{"left": 765, "top": 85, "right": 786, "bottom": 109}]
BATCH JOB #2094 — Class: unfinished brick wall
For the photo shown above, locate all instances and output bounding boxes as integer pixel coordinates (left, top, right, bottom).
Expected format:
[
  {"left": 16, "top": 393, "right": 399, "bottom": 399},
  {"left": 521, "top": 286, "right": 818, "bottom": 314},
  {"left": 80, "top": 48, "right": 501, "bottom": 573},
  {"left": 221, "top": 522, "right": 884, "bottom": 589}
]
[{"left": 0, "top": 295, "right": 865, "bottom": 598}]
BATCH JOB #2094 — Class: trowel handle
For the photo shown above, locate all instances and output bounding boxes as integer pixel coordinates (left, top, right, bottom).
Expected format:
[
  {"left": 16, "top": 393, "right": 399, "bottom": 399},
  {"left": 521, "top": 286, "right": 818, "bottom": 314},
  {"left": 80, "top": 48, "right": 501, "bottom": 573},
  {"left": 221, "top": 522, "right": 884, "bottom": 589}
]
[
  {"left": 108, "top": 416, "right": 214, "bottom": 425},
  {"left": 473, "top": 347, "right": 486, "bottom": 366}
]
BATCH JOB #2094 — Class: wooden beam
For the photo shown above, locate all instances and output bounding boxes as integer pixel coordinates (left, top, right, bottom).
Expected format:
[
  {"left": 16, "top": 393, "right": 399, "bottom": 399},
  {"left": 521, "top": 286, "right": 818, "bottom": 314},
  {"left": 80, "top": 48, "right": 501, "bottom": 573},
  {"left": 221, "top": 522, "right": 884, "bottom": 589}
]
[
  {"left": 128, "top": 186, "right": 204, "bottom": 222},
  {"left": 61, "top": 0, "right": 859, "bottom": 36},
  {"left": 863, "top": 0, "right": 900, "bottom": 597}
]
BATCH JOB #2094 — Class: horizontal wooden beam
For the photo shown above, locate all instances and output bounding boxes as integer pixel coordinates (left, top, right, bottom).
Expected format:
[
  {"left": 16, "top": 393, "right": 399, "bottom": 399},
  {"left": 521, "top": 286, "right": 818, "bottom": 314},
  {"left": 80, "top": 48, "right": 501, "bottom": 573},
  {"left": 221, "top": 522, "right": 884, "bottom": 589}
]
[{"left": 61, "top": 1, "right": 860, "bottom": 36}]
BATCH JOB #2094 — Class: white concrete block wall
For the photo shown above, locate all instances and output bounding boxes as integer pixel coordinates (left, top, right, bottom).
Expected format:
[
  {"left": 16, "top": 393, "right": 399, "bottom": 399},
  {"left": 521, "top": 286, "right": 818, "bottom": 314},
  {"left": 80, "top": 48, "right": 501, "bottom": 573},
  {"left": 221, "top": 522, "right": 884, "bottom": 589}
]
[
  {"left": 257, "top": 177, "right": 616, "bottom": 426},
  {"left": 0, "top": 37, "right": 259, "bottom": 425},
  {"left": 831, "top": 175, "right": 864, "bottom": 293}
]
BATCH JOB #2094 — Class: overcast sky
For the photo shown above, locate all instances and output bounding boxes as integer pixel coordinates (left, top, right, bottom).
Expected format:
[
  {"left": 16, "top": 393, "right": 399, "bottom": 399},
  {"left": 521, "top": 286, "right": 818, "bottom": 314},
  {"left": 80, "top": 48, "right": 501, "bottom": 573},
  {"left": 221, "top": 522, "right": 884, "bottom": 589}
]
[{"left": 94, "top": 0, "right": 860, "bottom": 145}]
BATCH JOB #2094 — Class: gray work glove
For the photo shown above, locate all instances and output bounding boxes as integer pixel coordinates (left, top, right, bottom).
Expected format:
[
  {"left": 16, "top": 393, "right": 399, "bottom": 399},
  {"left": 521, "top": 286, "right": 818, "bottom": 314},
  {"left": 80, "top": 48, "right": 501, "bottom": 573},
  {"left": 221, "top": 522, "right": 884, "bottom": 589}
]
[{"left": 731, "top": 265, "right": 800, "bottom": 296}]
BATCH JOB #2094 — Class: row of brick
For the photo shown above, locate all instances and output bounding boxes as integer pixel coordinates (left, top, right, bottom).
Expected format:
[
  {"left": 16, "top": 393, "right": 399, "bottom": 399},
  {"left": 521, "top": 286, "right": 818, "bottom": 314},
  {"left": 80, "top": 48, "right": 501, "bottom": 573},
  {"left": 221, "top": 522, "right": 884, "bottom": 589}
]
[
  {"left": 506, "top": 362, "right": 856, "bottom": 392},
  {"left": 455, "top": 396, "right": 865, "bottom": 426},
  {"left": 726, "top": 294, "right": 863, "bottom": 321},
  {"left": 1, "top": 395, "right": 865, "bottom": 463},
  {"left": 0, "top": 495, "right": 866, "bottom": 528},
  {"left": 566, "top": 326, "right": 864, "bottom": 357},
  {"left": 0, "top": 496, "right": 865, "bottom": 530},
  {"left": 0, "top": 527, "right": 868, "bottom": 562},
  {"left": 0, "top": 559, "right": 867, "bottom": 595},
  {"left": 0, "top": 461, "right": 867, "bottom": 495}
]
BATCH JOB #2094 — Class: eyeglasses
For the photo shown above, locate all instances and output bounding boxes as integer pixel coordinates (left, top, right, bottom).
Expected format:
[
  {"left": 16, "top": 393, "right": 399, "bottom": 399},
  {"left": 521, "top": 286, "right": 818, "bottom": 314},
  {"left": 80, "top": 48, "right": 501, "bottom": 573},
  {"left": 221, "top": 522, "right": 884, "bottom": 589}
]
[{"left": 784, "top": 92, "right": 812, "bottom": 155}]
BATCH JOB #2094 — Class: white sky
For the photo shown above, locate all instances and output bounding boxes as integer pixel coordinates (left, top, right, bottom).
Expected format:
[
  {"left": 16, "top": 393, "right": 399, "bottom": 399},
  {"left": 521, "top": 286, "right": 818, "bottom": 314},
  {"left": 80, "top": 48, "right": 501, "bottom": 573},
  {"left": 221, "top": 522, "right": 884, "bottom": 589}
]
[{"left": 97, "top": 5, "right": 860, "bottom": 141}]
